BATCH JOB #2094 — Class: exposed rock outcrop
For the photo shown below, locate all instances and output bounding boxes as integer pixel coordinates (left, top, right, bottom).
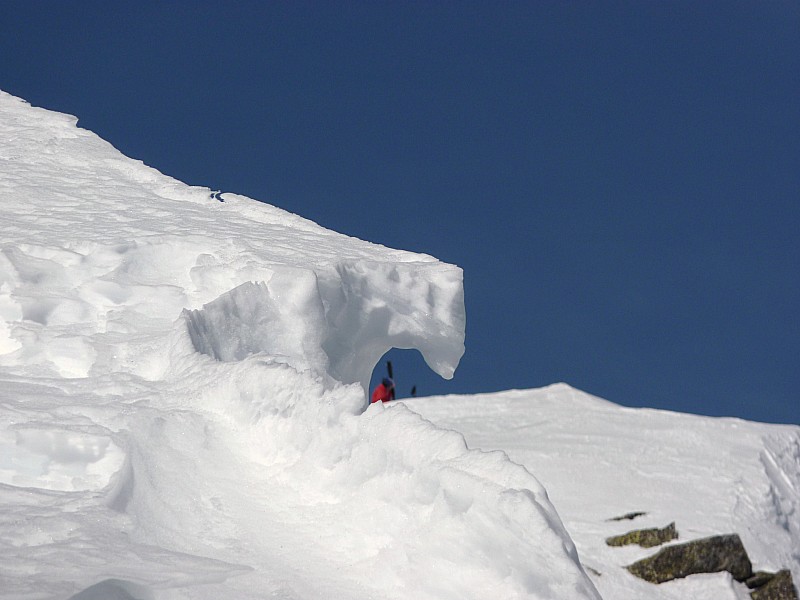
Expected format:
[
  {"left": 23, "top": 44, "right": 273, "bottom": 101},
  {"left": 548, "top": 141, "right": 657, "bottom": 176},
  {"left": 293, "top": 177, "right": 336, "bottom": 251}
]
[
  {"left": 750, "top": 570, "right": 799, "bottom": 600},
  {"left": 749, "top": 572, "right": 779, "bottom": 589},
  {"left": 626, "top": 534, "right": 752, "bottom": 584},
  {"left": 606, "top": 522, "right": 678, "bottom": 548}
]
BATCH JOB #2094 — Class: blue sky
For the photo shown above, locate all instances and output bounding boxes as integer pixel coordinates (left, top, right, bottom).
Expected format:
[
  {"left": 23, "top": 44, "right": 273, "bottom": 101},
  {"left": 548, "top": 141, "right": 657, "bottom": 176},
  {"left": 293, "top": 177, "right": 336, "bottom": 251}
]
[{"left": 2, "top": 2, "right": 797, "bottom": 424}]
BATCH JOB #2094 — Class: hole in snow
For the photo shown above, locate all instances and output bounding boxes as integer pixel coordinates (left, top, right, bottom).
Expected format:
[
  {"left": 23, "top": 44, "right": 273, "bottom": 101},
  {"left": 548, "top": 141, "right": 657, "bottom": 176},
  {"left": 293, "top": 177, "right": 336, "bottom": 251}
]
[{"left": 371, "top": 348, "right": 449, "bottom": 401}]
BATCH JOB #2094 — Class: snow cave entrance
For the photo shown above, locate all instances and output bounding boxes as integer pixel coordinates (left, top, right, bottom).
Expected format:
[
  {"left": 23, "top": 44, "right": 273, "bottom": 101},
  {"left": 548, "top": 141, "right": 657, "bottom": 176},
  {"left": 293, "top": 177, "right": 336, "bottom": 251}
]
[{"left": 370, "top": 348, "right": 448, "bottom": 401}]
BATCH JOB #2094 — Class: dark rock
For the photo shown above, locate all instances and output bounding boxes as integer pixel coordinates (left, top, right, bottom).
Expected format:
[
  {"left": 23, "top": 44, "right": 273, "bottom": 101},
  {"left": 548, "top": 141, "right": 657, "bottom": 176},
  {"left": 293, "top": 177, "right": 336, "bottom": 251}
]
[
  {"left": 607, "top": 522, "right": 678, "bottom": 548},
  {"left": 608, "top": 511, "right": 648, "bottom": 521},
  {"left": 748, "top": 572, "right": 778, "bottom": 589},
  {"left": 626, "top": 534, "right": 752, "bottom": 584},
  {"left": 750, "top": 570, "right": 799, "bottom": 600}
]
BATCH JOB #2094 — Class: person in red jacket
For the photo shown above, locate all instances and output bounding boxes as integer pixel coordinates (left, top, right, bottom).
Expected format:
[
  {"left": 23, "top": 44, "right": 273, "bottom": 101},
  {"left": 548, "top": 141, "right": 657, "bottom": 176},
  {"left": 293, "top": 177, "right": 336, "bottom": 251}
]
[{"left": 371, "top": 378, "right": 395, "bottom": 403}]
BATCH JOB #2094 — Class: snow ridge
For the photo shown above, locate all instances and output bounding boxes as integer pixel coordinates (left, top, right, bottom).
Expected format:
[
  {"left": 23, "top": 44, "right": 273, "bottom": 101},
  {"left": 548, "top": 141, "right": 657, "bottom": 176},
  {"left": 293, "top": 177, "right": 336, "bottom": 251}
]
[
  {"left": 0, "top": 90, "right": 598, "bottom": 599},
  {"left": 405, "top": 385, "right": 800, "bottom": 600},
  {"left": 756, "top": 434, "right": 800, "bottom": 569}
]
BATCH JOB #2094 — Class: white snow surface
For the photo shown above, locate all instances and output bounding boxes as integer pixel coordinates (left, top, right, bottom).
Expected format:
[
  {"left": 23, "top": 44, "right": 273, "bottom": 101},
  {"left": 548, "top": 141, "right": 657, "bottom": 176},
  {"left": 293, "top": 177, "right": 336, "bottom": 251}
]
[
  {"left": 0, "top": 91, "right": 600, "bottom": 599},
  {"left": 404, "top": 386, "right": 800, "bottom": 600},
  {"left": 3, "top": 91, "right": 797, "bottom": 600}
]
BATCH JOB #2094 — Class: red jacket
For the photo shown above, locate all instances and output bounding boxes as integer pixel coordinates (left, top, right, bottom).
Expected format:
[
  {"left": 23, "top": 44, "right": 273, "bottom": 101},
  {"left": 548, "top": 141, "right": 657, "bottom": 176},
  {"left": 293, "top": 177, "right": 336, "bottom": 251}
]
[{"left": 371, "top": 382, "right": 395, "bottom": 403}]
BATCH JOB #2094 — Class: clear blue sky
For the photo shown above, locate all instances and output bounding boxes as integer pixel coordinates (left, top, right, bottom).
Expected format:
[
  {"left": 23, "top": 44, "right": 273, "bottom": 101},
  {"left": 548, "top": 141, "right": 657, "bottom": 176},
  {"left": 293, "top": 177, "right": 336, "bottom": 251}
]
[{"left": 2, "top": 2, "right": 797, "bottom": 424}]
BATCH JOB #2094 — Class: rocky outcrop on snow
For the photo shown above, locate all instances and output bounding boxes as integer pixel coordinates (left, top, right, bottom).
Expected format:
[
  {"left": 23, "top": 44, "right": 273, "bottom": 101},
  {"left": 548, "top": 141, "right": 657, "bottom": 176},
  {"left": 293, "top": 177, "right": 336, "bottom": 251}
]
[
  {"left": 606, "top": 522, "right": 678, "bottom": 548},
  {"left": 626, "top": 534, "right": 752, "bottom": 583},
  {"left": 749, "top": 570, "right": 799, "bottom": 600},
  {"left": 625, "top": 532, "right": 798, "bottom": 599}
]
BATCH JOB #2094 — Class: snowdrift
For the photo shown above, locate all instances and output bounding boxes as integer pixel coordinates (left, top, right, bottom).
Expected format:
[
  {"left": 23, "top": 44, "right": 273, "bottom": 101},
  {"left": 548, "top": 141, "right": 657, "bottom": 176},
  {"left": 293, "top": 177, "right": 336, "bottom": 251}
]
[
  {"left": 405, "top": 385, "right": 800, "bottom": 600},
  {"left": 0, "top": 91, "right": 599, "bottom": 599}
]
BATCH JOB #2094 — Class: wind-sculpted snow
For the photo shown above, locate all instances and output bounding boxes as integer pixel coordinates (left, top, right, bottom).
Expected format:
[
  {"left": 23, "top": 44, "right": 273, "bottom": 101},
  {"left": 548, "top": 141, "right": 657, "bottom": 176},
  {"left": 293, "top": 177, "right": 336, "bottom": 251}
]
[
  {"left": 183, "top": 259, "right": 465, "bottom": 391},
  {"left": 405, "top": 385, "right": 800, "bottom": 600},
  {"left": 0, "top": 90, "right": 598, "bottom": 599}
]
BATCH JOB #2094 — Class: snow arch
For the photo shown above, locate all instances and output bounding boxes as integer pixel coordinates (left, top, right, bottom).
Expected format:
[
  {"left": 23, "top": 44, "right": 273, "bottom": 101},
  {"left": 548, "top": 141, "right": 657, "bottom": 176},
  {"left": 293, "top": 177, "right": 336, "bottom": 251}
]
[{"left": 183, "top": 259, "right": 465, "bottom": 399}]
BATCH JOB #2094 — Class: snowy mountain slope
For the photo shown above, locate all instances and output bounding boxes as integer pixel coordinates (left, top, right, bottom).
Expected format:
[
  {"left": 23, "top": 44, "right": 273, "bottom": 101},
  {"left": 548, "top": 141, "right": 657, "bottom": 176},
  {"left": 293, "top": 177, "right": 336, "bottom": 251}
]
[
  {"left": 404, "top": 385, "right": 800, "bottom": 599},
  {"left": 0, "top": 90, "right": 599, "bottom": 599}
]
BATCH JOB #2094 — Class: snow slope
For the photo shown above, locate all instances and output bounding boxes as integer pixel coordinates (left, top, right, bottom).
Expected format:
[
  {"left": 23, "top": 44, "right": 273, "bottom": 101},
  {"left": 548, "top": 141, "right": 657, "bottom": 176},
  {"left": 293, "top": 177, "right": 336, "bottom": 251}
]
[
  {"left": 404, "top": 385, "right": 800, "bottom": 599},
  {"left": 0, "top": 91, "right": 599, "bottom": 599}
]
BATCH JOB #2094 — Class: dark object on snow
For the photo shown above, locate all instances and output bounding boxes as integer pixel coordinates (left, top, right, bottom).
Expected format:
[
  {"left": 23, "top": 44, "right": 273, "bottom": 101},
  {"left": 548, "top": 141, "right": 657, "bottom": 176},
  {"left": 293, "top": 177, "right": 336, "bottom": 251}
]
[
  {"left": 606, "top": 522, "right": 678, "bottom": 548},
  {"left": 626, "top": 534, "right": 752, "bottom": 584},
  {"left": 749, "top": 572, "right": 779, "bottom": 589},
  {"left": 750, "top": 570, "right": 799, "bottom": 600},
  {"left": 608, "top": 511, "right": 647, "bottom": 521}
]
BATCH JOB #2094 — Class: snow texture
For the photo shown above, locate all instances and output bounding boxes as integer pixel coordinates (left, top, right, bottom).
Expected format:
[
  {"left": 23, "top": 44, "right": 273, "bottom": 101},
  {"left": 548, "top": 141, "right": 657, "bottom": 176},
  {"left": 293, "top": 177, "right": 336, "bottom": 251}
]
[
  {"left": 0, "top": 91, "right": 599, "bottom": 599},
  {"left": 405, "top": 385, "right": 800, "bottom": 600}
]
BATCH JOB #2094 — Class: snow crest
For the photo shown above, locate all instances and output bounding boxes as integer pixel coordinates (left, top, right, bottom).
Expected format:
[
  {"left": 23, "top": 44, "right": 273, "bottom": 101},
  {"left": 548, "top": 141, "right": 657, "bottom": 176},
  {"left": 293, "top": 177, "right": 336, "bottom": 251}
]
[
  {"left": 183, "top": 258, "right": 465, "bottom": 393},
  {"left": 0, "top": 90, "right": 597, "bottom": 599},
  {"left": 405, "top": 385, "right": 800, "bottom": 600}
]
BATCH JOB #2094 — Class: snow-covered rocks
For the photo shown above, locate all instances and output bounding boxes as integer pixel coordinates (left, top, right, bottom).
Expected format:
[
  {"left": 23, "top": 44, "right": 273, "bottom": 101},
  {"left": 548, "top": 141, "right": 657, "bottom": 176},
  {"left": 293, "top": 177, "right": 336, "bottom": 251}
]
[{"left": 606, "top": 522, "right": 678, "bottom": 549}]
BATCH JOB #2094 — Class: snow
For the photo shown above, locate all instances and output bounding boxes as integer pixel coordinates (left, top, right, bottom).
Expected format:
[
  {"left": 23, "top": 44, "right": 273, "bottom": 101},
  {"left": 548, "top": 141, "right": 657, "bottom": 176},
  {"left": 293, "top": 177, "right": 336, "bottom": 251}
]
[
  {"left": 403, "top": 385, "right": 800, "bottom": 599},
  {"left": 0, "top": 90, "right": 596, "bottom": 599},
  {"left": 2, "top": 89, "right": 797, "bottom": 600}
]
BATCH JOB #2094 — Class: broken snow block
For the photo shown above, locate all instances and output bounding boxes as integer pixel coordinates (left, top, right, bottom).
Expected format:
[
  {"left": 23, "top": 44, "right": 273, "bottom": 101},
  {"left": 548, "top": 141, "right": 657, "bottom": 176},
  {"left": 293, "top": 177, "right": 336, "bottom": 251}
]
[
  {"left": 626, "top": 534, "right": 752, "bottom": 584},
  {"left": 750, "top": 570, "right": 799, "bottom": 600},
  {"left": 606, "top": 522, "right": 678, "bottom": 548}
]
